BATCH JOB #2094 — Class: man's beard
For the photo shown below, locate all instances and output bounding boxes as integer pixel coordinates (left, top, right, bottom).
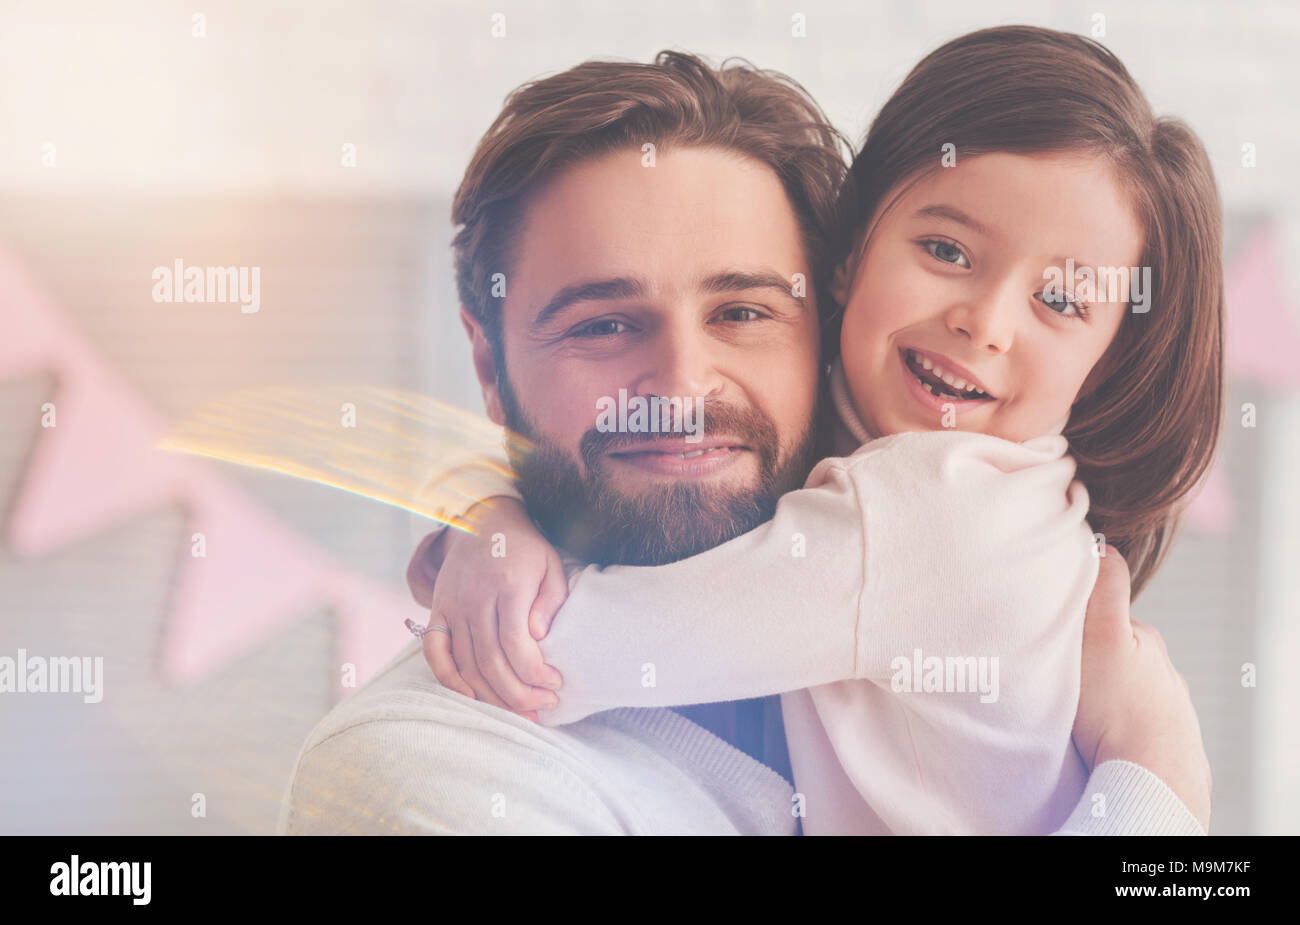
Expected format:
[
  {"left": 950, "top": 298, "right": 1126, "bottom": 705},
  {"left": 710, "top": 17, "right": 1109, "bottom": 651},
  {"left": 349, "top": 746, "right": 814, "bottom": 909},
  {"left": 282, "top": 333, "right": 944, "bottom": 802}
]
[{"left": 496, "top": 372, "right": 820, "bottom": 567}]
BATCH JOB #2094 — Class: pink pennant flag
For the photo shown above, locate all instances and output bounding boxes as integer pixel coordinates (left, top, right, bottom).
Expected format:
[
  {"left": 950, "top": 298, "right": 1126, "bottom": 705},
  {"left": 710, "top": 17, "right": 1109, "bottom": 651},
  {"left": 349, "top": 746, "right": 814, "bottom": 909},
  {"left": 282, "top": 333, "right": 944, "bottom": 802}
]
[
  {"left": 0, "top": 247, "right": 189, "bottom": 556},
  {"left": 331, "top": 574, "right": 429, "bottom": 701},
  {"left": 1226, "top": 224, "right": 1300, "bottom": 389},
  {"left": 7, "top": 361, "right": 189, "bottom": 557},
  {"left": 0, "top": 250, "right": 62, "bottom": 375},
  {"left": 1, "top": 243, "right": 417, "bottom": 690},
  {"left": 1183, "top": 462, "right": 1235, "bottom": 535},
  {"left": 161, "top": 474, "right": 338, "bottom": 684}
]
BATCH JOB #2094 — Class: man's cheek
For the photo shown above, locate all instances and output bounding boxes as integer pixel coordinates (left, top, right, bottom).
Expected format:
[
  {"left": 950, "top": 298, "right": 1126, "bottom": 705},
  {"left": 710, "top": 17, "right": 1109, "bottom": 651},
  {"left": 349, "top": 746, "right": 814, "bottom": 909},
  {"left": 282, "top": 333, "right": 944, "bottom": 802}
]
[{"left": 530, "top": 401, "right": 597, "bottom": 443}]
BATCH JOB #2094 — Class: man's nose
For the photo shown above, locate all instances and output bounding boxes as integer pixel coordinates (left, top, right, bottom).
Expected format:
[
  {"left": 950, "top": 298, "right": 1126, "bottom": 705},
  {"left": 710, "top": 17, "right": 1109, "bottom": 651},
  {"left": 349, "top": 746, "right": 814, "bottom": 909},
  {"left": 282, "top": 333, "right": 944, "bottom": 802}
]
[
  {"left": 944, "top": 281, "right": 1019, "bottom": 355},
  {"left": 626, "top": 323, "right": 725, "bottom": 402}
]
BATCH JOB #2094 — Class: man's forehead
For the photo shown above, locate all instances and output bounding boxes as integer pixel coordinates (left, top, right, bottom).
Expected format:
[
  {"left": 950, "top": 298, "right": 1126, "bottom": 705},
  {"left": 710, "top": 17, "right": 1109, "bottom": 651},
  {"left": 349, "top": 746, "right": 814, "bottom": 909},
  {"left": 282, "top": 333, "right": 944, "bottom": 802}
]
[
  {"left": 518, "top": 147, "right": 804, "bottom": 250},
  {"left": 508, "top": 150, "right": 811, "bottom": 311}
]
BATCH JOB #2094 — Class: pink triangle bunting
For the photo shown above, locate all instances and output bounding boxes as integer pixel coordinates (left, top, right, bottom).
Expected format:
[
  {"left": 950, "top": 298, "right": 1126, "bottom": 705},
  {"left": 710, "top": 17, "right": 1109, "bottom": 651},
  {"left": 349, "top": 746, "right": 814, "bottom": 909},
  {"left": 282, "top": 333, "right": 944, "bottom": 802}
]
[
  {"left": 1225, "top": 224, "right": 1300, "bottom": 390},
  {"left": 1183, "top": 462, "right": 1235, "bottom": 535},
  {"left": 7, "top": 361, "right": 189, "bottom": 557},
  {"left": 331, "top": 573, "right": 429, "bottom": 701},
  {"left": 160, "top": 473, "right": 338, "bottom": 685},
  {"left": 1, "top": 243, "right": 419, "bottom": 690}
]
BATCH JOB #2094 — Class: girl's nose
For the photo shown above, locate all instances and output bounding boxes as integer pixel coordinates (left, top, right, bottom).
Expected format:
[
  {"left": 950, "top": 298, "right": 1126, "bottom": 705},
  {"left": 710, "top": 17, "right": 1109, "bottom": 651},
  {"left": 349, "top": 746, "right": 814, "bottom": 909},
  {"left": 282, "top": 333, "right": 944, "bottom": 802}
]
[{"left": 945, "top": 288, "right": 1018, "bottom": 354}]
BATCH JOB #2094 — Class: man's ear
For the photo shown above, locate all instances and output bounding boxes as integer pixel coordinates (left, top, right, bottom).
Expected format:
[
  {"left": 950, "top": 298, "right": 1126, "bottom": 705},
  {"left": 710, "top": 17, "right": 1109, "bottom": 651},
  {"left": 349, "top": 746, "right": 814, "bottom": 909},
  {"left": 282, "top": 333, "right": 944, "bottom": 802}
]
[{"left": 460, "top": 307, "right": 506, "bottom": 426}]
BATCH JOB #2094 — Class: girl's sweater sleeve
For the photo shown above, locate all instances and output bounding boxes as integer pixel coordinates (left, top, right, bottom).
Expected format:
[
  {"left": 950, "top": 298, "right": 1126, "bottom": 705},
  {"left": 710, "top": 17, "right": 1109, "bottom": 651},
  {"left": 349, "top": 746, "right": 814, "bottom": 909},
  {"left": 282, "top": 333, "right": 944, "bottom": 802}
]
[
  {"left": 405, "top": 451, "right": 524, "bottom": 602},
  {"left": 538, "top": 429, "right": 1097, "bottom": 725},
  {"left": 411, "top": 451, "right": 523, "bottom": 531}
]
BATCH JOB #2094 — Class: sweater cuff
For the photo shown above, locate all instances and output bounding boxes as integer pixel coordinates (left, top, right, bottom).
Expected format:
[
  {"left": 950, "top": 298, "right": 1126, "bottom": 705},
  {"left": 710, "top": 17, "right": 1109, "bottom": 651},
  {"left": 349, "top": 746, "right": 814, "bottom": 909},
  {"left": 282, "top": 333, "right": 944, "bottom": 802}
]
[{"left": 1056, "top": 759, "right": 1206, "bottom": 835}]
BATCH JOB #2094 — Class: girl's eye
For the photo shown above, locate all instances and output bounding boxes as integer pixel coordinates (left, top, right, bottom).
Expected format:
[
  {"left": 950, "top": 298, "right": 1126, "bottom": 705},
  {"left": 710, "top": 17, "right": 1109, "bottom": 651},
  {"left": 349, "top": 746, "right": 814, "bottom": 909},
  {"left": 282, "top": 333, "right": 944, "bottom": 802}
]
[
  {"left": 922, "top": 239, "right": 971, "bottom": 268},
  {"left": 1036, "top": 291, "right": 1090, "bottom": 320},
  {"left": 572, "top": 318, "right": 630, "bottom": 338}
]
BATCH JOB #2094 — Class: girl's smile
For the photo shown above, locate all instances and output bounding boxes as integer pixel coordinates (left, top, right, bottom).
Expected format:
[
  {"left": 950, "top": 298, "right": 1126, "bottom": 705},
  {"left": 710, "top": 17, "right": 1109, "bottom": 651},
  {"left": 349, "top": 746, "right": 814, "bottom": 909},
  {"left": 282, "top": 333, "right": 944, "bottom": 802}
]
[{"left": 898, "top": 346, "right": 996, "bottom": 415}]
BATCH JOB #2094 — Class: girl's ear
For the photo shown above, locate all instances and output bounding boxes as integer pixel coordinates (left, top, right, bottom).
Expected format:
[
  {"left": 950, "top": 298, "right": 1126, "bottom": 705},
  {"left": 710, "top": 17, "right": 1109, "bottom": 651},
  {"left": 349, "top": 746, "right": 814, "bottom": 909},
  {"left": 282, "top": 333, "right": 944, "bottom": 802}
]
[
  {"left": 830, "top": 227, "right": 871, "bottom": 308},
  {"left": 830, "top": 259, "right": 853, "bottom": 307}
]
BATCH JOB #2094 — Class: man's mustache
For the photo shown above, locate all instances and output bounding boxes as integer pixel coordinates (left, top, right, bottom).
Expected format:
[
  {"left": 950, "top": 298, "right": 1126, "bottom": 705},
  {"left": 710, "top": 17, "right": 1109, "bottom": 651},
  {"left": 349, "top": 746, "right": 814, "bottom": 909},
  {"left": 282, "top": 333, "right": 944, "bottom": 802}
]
[{"left": 576, "top": 399, "right": 778, "bottom": 468}]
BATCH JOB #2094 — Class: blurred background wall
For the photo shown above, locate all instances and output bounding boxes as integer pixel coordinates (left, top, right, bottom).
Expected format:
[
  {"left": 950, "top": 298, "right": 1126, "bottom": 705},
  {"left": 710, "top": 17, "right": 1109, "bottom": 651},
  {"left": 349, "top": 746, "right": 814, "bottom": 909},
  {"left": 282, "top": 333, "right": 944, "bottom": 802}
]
[{"left": 1, "top": 0, "right": 1296, "bottom": 834}]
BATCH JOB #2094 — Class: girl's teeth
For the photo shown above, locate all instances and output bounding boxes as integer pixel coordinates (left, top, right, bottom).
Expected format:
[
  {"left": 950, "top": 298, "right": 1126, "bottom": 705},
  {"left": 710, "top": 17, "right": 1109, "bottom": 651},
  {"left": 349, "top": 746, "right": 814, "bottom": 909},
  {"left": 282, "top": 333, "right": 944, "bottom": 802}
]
[{"left": 908, "top": 350, "right": 989, "bottom": 400}]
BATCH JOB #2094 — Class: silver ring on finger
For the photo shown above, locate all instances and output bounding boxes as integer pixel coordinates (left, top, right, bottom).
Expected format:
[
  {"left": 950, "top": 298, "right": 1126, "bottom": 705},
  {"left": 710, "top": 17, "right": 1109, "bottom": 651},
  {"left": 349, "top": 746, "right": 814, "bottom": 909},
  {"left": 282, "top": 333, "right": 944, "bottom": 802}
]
[{"left": 405, "top": 618, "right": 451, "bottom": 639}]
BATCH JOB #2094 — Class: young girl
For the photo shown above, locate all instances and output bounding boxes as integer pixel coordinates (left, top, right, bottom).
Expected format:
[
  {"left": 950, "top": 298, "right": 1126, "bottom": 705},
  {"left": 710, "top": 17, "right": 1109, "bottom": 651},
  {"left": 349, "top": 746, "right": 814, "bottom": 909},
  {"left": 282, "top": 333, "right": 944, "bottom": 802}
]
[{"left": 412, "top": 26, "right": 1224, "bottom": 834}]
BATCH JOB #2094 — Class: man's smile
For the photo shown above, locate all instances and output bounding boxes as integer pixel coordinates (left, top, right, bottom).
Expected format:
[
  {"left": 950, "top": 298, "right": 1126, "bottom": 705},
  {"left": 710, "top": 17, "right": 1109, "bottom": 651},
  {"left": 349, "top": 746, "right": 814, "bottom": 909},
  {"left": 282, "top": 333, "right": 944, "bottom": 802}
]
[{"left": 606, "top": 437, "right": 751, "bottom": 477}]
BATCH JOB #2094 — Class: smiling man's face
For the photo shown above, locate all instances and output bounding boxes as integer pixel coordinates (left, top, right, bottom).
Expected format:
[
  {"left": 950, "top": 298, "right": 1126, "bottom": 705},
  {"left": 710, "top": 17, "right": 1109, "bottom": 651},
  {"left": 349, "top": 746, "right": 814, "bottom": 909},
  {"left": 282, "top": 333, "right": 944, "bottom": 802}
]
[{"left": 465, "top": 145, "right": 823, "bottom": 564}]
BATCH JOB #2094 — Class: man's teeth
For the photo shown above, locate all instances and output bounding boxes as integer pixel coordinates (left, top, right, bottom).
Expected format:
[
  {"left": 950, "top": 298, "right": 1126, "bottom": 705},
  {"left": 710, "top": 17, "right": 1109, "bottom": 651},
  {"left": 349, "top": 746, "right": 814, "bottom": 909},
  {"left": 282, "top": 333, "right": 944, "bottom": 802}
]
[{"left": 655, "top": 448, "right": 715, "bottom": 458}]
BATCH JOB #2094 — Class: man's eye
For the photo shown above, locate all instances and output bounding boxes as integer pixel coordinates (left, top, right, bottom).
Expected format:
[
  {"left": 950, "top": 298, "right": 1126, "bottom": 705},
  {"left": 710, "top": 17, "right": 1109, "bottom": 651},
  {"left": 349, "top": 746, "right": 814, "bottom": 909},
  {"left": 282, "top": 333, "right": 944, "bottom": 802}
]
[
  {"left": 921, "top": 239, "right": 971, "bottom": 268},
  {"left": 1036, "top": 292, "right": 1089, "bottom": 320},
  {"left": 715, "top": 306, "right": 764, "bottom": 322},
  {"left": 572, "top": 318, "right": 630, "bottom": 337}
]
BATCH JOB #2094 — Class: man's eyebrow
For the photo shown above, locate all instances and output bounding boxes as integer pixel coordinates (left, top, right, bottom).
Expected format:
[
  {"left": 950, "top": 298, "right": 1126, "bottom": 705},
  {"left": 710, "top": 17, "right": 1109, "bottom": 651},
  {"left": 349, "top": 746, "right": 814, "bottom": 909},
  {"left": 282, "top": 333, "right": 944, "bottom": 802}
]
[
  {"left": 914, "top": 204, "right": 993, "bottom": 238},
  {"left": 531, "top": 270, "right": 805, "bottom": 329},
  {"left": 531, "top": 277, "right": 647, "bottom": 329},
  {"left": 700, "top": 269, "right": 806, "bottom": 310}
]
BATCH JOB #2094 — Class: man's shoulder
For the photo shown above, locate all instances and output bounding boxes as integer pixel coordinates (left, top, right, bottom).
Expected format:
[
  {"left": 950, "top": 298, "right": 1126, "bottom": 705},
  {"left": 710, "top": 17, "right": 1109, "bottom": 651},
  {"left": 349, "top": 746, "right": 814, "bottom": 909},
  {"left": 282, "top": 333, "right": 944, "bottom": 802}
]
[
  {"left": 293, "top": 642, "right": 540, "bottom": 759},
  {"left": 279, "top": 642, "right": 796, "bottom": 835},
  {"left": 279, "top": 643, "right": 617, "bottom": 834}
]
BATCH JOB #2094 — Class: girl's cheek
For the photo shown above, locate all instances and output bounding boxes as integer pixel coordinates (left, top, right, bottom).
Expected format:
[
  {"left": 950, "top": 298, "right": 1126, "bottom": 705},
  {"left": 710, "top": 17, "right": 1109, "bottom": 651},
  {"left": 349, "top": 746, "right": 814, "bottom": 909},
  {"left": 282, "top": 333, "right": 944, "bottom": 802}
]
[{"left": 839, "top": 293, "right": 874, "bottom": 354}]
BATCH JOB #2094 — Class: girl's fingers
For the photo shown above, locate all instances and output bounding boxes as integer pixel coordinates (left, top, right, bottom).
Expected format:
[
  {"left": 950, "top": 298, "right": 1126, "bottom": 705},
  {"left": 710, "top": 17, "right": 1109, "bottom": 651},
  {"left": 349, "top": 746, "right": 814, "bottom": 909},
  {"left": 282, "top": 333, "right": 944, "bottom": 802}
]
[
  {"left": 469, "top": 602, "right": 558, "bottom": 712},
  {"left": 499, "top": 587, "right": 564, "bottom": 691},
  {"left": 529, "top": 550, "right": 570, "bottom": 640},
  {"left": 449, "top": 614, "right": 511, "bottom": 710},
  {"left": 422, "top": 618, "right": 474, "bottom": 700},
  {"left": 1083, "top": 546, "right": 1132, "bottom": 647}
]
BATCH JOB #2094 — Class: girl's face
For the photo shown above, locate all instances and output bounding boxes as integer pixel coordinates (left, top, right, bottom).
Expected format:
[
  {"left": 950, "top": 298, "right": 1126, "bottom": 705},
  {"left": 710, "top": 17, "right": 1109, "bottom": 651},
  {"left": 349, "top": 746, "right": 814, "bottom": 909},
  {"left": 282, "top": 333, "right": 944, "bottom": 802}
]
[{"left": 834, "top": 151, "right": 1145, "bottom": 443}]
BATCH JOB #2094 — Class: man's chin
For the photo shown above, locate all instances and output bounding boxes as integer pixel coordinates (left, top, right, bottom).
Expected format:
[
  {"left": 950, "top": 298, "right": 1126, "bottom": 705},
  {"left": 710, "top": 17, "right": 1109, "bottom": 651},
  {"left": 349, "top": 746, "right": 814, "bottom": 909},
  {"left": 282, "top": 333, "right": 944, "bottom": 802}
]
[{"left": 537, "top": 480, "right": 779, "bottom": 567}]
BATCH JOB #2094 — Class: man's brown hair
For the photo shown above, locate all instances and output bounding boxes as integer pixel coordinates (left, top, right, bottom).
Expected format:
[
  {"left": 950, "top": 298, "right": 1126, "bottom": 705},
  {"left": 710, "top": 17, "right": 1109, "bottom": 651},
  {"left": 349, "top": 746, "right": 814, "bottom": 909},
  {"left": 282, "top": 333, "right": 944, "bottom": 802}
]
[{"left": 451, "top": 50, "right": 851, "bottom": 361}]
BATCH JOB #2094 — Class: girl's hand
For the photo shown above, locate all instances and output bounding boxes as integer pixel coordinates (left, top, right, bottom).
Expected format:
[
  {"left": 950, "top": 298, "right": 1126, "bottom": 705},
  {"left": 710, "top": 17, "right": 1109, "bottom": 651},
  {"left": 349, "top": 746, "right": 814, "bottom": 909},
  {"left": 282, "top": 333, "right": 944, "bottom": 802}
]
[
  {"left": 417, "top": 498, "right": 567, "bottom": 718},
  {"left": 1073, "top": 547, "right": 1212, "bottom": 832}
]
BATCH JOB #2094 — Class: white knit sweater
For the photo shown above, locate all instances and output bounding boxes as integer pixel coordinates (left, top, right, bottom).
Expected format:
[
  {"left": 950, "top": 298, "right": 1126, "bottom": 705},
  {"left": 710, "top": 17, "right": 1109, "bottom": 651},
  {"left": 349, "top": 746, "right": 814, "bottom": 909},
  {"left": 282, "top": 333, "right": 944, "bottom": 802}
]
[{"left": 279, "top": 642, "right": 1202, "bottom": 835}]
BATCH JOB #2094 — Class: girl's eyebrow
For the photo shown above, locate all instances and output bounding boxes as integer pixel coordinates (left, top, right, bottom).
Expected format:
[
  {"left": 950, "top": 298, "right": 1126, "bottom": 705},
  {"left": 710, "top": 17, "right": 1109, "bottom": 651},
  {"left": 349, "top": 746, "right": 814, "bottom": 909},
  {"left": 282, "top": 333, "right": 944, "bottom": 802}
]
[
  {"left": 915, "top": 204, "right": 1114, "bottom": 272},
  {"left": 913, "top": 204, "right": 992, "bottom": 239}
]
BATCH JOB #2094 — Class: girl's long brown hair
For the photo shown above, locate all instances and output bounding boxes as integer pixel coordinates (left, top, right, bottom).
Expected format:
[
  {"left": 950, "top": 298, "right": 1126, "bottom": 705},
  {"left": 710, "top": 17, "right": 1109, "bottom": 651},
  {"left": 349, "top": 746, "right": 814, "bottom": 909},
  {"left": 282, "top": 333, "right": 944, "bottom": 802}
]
[{"left": 833, "top": 25, "right": 1225, "bottom": 596}]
